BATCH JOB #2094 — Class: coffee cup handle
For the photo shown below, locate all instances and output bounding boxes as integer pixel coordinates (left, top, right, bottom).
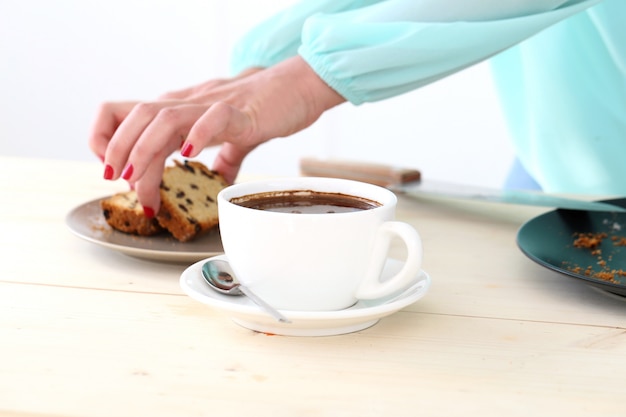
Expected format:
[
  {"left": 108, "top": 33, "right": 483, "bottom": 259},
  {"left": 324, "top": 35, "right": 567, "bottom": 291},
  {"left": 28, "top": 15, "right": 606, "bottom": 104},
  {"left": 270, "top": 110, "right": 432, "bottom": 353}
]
[{"left": 354, "top": 221, "right": 423, "bottom": 300}]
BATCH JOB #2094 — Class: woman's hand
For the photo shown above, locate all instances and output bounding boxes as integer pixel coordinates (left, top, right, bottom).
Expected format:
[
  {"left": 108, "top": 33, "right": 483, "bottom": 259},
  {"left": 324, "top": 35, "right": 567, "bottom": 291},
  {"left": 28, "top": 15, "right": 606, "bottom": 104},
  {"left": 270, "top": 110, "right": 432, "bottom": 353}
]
[{"left": 89, "top": 56, "right": 345, "bottom": 216}]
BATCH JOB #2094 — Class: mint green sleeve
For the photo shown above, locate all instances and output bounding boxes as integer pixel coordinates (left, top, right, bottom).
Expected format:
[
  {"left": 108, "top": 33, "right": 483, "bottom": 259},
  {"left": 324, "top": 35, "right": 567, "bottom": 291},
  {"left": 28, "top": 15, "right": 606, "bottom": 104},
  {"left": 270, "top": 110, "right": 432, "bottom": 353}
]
[
  {"left": 297, "top": 0, "right": 600, "bottom": 104},
  {"left": 490, "top": 0, "right": 626, "bottom": 194},
  {"left": 230, "top": 0, "right": 384, "bottom": 75}
]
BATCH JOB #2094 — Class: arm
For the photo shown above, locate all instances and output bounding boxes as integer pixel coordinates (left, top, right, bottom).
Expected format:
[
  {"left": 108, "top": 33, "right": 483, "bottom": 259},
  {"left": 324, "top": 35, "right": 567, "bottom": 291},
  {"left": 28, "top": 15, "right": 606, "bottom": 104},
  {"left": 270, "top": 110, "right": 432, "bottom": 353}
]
[
  {"left": 92, "top": 0, "right": 600, "bottom": 214},
  {"left": 231, "top": 0, "right": 576, "bottom": 75},
  {"left": 298, "top": 0, "right": 601, "bottom": 104},
  {"left": 93, "top": 56, "right": 345, "bottom": 215},
  {"left": 345, "top": 0, "right": 572, "bottom": 22},
  {"left": 230, "top": 0, "right": 385, "bottom": 74}
]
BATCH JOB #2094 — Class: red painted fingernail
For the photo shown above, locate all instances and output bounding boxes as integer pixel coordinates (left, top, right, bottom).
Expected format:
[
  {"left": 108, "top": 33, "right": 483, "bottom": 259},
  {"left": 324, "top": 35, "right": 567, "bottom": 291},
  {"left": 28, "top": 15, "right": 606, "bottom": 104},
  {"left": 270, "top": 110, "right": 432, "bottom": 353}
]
[
  {"left": 143, "top": 206, "right": 155, "bottom": 218},
  {"left": 103, "top": 164, "right": 114, "bottom": 180},
  {"left": 121, "top": 163, "right": 134, "bottom": 180},
  {"left": 181, "top": 143, "right": 193, "bottom": 157}
]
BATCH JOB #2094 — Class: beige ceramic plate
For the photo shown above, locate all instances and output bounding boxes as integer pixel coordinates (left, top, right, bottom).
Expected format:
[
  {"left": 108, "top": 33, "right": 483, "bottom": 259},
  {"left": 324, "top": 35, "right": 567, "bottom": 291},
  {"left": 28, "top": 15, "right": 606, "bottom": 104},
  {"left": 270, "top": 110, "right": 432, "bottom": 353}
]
[{"left": 66, "top": 197, "right": 223, "bottom": 263}]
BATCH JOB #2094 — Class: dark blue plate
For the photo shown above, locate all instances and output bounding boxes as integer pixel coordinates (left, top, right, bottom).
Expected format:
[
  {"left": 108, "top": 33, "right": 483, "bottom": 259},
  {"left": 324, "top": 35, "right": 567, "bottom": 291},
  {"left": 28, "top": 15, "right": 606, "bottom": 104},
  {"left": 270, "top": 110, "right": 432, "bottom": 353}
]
[{"left": 517, "top": 198, "right": 626, "bottom": 297}]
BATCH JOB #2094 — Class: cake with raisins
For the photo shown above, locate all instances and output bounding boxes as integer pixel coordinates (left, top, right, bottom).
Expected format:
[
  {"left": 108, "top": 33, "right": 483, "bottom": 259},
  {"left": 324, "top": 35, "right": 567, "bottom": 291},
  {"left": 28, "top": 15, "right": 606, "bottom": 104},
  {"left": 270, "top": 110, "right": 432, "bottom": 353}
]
[
  {"left": 156, "top": 159, "right": 228, "bottom": 242},
  {"left": 101, "top": 190, "right": 164, "bottom": 236},
  {"left": 100, "top": 160, "right": 228, "bottom": 242}
]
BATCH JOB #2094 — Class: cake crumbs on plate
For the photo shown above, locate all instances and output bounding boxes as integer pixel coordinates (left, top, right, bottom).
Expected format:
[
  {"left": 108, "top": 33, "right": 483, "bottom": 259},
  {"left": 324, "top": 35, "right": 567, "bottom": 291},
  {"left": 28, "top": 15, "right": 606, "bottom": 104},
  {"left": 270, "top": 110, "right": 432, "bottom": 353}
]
[
  {"left": 565, "top": 231, "right": 626, "bottom": 284},
  {"left": 573, "top": 232, "right": 607, "bottom": 250}
]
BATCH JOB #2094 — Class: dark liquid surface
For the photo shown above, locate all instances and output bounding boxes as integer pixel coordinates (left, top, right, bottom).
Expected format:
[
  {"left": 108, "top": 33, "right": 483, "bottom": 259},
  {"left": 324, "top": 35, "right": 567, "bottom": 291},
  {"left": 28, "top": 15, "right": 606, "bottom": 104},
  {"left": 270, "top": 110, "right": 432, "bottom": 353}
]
[{"left": 231, "top": 190, "right": 381, "bottom": 214}]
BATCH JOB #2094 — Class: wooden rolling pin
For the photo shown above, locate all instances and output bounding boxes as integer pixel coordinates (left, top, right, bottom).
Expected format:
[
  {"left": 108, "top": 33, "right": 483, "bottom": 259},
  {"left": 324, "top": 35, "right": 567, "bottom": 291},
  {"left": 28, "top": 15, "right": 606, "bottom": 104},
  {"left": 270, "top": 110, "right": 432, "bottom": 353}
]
[{"left": 299, "top": 157, "right": 422, "bottom": 188}]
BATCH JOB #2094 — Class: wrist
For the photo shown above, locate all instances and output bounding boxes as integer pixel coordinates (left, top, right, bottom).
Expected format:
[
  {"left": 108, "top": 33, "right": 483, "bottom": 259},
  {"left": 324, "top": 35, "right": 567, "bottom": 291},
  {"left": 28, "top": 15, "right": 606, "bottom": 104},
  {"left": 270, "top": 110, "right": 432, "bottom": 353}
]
[
  {"left": 275, "top": 56, "right": 346, "bottom": 116},
  {"left": 235, "top": 66, "right": 264, "bottom": 80}
]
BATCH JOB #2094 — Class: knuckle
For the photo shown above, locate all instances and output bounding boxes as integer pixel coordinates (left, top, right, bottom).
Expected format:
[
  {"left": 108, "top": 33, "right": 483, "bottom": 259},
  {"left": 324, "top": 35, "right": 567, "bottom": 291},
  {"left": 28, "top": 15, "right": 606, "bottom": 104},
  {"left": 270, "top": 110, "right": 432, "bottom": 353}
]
[
  {"left": 158, "top": 90, "right": 176, "bottom": 99},
  {"left": 212, "top": 101, "right": 233, "bottom": 115},
  {"left": 132, "top": 102, "right": 160, "bottom": 118},
  {"left": 88, "top": 136, "right": 105, "bottom": 154},
  {"left": 105, "top": 138, "right": 125, "bottom": 157},
  {"left": 131, "top": 140, "right": 156, "bottom": 160},
  {"left": 96, "top": 101, "right": 115, "bottom": 113},
  {"left": 154, "top": 106, "right": 182, "bottom": 124}
]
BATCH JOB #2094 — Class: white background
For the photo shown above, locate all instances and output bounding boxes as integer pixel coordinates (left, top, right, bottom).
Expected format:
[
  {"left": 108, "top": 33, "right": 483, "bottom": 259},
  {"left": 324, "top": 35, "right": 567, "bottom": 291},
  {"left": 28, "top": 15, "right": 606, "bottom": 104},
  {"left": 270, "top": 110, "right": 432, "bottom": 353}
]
[{"left": 0, "top": 0, "right": 515, "bottom": 187}]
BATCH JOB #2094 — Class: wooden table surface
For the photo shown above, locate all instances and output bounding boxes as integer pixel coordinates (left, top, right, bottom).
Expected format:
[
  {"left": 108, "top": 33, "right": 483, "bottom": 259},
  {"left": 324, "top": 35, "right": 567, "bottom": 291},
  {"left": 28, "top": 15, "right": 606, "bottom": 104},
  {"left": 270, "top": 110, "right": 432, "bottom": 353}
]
[{"left": 1, "top": 156, "right": 625, "bottom": 417}]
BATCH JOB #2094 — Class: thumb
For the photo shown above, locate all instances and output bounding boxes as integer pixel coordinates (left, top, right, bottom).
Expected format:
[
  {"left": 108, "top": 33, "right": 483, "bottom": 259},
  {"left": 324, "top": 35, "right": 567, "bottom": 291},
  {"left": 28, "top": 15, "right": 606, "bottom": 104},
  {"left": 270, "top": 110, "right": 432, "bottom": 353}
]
[{"left": 212, "top": 142, "right": 257, "bottom": 184}]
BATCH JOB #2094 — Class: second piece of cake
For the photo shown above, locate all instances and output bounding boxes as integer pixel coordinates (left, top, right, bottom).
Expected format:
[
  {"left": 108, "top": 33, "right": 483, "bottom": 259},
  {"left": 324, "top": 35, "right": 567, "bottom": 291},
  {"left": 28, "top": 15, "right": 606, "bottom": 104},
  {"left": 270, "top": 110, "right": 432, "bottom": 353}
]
[{"left": 157, "top": 160, "right": 229, "bottom": 242}]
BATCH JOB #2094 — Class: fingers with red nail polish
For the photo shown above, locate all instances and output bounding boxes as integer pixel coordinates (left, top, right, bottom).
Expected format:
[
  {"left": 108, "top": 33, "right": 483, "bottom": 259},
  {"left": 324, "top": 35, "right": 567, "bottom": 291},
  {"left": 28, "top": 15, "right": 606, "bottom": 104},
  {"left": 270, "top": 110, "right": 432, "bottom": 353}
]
[
  {"left": 103, "top": 164, "right": 114, "bottom": 180},
  {"left": 143, "top": 206, "right": 155, "bottom": 218},
  {"left": 121, "top": 163, "right": 134, "bottom": 180},
  {"left": 181, "top": 143, "right": 193, "bottom": 157}
]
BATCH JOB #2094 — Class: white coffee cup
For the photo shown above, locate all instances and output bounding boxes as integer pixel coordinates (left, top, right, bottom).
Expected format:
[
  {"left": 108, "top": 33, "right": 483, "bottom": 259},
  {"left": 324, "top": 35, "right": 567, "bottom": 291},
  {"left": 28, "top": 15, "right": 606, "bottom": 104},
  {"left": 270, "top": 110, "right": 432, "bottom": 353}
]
[{"left": 217, "top": 177, "right": 423, "bottom": 311}]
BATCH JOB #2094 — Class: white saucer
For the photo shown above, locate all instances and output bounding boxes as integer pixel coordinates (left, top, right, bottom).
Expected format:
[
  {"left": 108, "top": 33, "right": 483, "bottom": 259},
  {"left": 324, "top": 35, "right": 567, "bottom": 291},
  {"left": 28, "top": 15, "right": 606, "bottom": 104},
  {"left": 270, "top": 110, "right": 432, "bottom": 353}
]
[{"left": 179, "top": 255, "right": 431, "bottom": 336}]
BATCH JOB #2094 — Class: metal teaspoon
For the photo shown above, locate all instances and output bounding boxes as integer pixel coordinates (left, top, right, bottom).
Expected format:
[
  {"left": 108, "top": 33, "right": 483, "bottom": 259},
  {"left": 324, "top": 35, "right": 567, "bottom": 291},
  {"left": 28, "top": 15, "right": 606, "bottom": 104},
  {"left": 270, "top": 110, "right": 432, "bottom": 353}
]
[{"left": 201, "top": 259, "right": 291, "bottom": 323}]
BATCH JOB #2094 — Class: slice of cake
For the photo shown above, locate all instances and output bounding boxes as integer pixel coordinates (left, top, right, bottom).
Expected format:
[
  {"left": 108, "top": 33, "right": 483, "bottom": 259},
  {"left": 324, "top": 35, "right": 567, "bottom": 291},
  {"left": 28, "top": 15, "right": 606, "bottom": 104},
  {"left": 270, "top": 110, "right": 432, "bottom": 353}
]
[
  {"left": 101, "top": 190, "right": 164, "bottom": 236},
  {"left": 100, "top": 159, "right": 228, "bottom": 242},
  {"left": 156, "top": 160, "right": 228, "bottom": 242}
]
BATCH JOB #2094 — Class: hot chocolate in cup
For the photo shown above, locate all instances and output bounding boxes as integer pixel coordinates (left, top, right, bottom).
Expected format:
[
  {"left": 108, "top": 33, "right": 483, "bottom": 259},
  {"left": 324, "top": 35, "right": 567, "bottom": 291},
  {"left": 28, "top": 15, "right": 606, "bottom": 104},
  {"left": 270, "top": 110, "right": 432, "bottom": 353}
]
[{"left": 217, "top": 177, "right": 423, "bottom": 312}]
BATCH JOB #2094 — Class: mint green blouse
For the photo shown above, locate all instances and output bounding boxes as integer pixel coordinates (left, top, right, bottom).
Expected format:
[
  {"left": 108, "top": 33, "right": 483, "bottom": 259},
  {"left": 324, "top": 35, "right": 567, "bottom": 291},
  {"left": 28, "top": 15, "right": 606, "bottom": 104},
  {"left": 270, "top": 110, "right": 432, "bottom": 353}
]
[
  {"left": 231, "top": 0, "right": 626, "bottom": 194},
  {"left": 491, "top": 0, "right": 626, "bottom": 194}
]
